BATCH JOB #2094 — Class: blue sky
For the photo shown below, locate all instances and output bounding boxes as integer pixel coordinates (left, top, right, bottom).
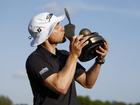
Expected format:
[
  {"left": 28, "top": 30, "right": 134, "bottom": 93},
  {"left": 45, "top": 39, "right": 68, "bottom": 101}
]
[{"left": 0, "top": 0, "right": 140, "bottom": 105}]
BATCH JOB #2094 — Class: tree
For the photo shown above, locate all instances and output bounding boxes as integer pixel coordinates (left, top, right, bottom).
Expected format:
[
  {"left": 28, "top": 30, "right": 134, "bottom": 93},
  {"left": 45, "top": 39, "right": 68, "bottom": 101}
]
[
  {"left": 104, "top": 101, "right": 112, "bottom": 105},
  {"left": 135, "top": 103, "right": 140, "bottom": 105},
  {"left": 112, "top": 101, "right": 127, "bottom": 105},
  {"left": 77, "top": 96, "right": 93, "bottom": 105},
  {"left": 92, "top": 100, "right": 105, "bottom": 105},
  {"left": 0, "top": 95, "right": 13, "bottom": 105}
]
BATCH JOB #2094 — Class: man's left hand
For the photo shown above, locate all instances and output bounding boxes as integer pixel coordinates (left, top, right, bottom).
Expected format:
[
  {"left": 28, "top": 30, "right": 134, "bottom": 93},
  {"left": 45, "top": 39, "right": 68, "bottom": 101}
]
[{"left": 96, "top": 42, "right": 109, "bottom": 59}]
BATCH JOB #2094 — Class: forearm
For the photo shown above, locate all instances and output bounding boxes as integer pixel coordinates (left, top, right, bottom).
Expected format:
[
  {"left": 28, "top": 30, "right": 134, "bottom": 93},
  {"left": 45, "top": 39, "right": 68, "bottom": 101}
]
[
  {"left": 56, "top": 54, "right": 78, "bottom": 91},
  {"left": 76, "top": 41, "right": 108, "bottom": 89},
  {"left": 85, "top": 63, "right": 101, "bottom": 88}
]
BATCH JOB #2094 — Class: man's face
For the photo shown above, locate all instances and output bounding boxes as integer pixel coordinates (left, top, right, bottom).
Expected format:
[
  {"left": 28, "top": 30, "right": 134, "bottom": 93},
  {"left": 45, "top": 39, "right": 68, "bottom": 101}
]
[{"left": 48, "top": 23, "right": 66, "bottom": 44}]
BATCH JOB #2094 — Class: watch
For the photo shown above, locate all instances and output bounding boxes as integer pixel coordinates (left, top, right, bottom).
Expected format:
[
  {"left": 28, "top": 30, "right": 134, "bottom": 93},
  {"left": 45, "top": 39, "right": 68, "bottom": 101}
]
[{"left": 95, "top": 57, "right": 105, "bottom": 64}]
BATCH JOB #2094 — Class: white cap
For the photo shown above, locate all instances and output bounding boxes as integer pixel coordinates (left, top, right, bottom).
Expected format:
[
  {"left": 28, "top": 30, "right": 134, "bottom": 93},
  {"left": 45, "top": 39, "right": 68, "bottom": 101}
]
[{"left": 28, "top": 12, "right": 65, "bottom": 47}]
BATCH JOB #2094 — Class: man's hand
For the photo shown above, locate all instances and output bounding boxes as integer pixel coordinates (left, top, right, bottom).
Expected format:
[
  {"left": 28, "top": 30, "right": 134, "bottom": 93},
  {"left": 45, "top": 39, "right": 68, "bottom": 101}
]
[
  {"left": 69, "top": 35, "right": 89, "bottom": 58},
  {"left": 96, "top": 42, "right": 109, "bottom": 59}
]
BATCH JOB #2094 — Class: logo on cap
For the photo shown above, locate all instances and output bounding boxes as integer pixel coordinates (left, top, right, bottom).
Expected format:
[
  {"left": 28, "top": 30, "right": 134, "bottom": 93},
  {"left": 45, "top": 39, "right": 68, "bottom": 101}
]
[
  {"left": 37, "top": 27, "right": 42, "bottom": 33},
  {"left": 46, "top": 13, "right": 53, "bottom": 22}
]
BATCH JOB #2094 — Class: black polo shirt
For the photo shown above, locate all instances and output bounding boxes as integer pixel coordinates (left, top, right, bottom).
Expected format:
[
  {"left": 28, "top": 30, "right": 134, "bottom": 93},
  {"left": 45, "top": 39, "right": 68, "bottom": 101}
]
[{"left": 26, "top": 45, "right": 86, "bottom": 105}]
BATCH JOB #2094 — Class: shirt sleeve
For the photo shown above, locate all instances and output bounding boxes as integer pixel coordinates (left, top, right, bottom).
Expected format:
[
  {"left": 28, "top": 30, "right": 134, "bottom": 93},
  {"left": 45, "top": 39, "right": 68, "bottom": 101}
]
[
  {"left": 26, "top": 53, "right": 58, "bottom": 82},
  {"left": 74, "top": 62, "right": 86, "bottom": 79}
]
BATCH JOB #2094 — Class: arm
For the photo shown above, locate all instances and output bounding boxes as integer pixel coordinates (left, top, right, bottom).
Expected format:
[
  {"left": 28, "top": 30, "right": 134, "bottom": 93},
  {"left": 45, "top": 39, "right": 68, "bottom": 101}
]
[
  {"left": 76, "top": 42, "right": 109, "bottom": 88},
  {"left": 44, "top": 54, "right": 78, "bottom": 94},
  {"left": 43, "top": 35, "right": 89, "bottom": 94},
  {"left": 76, "top": 63, "right": 101, "bottom": 88}
]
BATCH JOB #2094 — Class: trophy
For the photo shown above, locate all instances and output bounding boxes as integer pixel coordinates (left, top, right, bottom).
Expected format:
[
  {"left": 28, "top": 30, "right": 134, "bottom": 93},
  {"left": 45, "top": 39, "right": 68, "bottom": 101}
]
[{"left": 64, "top": 8, "right": 106, "bottom": 62}]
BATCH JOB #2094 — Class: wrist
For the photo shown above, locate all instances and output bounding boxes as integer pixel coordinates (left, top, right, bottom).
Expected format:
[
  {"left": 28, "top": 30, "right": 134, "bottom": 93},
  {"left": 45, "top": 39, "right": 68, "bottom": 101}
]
[
  {"left": 69, "top": 53, "right": 78, "bottom": 60},
  {"left": 95, "top": 57, "right": 105, "bottom": 64}
]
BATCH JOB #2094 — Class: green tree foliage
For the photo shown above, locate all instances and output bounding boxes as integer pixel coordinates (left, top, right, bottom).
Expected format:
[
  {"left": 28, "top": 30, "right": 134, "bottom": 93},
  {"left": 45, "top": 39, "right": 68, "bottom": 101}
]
[
  {"left": 135, "top": 103, "right": 140, "bottom": 105},
  {"left": 77, "top": 96, "right": 93, "bottom": 105},
  {"left": 112, "top": 101, "right": 127, "bottom": 105},
  {"left": 77, "top": 96, "right": 139, "bottom": 105},
  {"left": 0, "top": 95, "right": 13, "bottom": 105},
  {"left": 92, "top": 100, "right": 105, "bottom": 105}
]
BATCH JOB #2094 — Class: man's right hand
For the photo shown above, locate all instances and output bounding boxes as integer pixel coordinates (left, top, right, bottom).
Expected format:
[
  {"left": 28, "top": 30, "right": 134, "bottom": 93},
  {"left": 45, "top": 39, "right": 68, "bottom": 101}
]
[{"left": 69, "top": 35, "right": 89, "bottom": 58}]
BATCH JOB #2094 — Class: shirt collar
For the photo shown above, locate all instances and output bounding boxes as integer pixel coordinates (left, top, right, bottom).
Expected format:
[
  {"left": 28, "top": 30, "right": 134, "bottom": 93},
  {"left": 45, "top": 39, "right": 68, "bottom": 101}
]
[{"left": 37, "top": 45, "right": 60, "bottom": 58}]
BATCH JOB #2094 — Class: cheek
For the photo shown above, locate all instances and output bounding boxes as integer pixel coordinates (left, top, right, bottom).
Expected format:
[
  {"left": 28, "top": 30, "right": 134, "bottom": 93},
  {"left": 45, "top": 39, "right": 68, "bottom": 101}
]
[
  {"left": 49, "top": 33, "right": 59, "bottom": 41},
  {"left": 50, "top": 29, "right": 64, "bottom": 40},
  {"left": 54, "top": 30, "right": 64, "bottom": 38}
]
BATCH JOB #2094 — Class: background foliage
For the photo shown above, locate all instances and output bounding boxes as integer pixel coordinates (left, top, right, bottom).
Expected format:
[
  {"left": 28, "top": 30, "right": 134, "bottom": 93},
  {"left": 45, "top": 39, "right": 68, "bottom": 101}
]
[{"left": 0, "top": 95, "right": 140, "bottom": 105}]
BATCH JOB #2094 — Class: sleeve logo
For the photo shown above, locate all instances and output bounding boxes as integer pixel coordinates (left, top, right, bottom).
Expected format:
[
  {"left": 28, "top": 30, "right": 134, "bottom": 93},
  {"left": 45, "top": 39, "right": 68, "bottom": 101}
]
[{"left": 39, "top": 67, "right": 49, "bottom": 75}]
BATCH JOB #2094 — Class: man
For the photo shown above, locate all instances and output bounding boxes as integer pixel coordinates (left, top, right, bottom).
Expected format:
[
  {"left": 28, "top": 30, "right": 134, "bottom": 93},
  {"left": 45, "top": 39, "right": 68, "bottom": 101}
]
[{"left": 26, "top": 12, "right": 108, "bottom": 105}]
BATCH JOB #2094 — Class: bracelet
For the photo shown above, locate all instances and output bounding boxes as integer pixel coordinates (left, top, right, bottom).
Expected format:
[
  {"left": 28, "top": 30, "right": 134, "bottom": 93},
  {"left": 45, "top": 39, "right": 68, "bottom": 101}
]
[{"left": 95, "top": 57, "right": 105, "bottom": 64}]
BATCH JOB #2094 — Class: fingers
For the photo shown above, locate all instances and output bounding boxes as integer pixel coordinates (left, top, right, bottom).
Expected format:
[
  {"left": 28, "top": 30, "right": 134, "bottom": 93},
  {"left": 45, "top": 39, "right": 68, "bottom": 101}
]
[
  {"left": 103, "top": 42, "right": 109, "bottom": 51},
  {"left": 98, "top": 46, "right": 106, "bottom": 52},
  {"left": 72, "top": 35, "right": 89, "bottom": 47},
  {"left": 71, "top": 36, "right": 77, "bottom": 45},
  {"left": 80, "top": 36, "right": 90, "bottom": 45},
  {"left": 96, "top": 49, "right": 106, "bottom": 57},
  {"left": 75, "top": 35, "right": 84, "bottom": 42},
  {"left": 96, "top": 42, "right": 109, "bottom": 58},
  {"left": 71, "top": 35, "right": 82, "bottom": 43},
  {"left": 81, "top": 41, "right": 89, "bottom": 48},
  {"left": 80, "top": 36, "right": 90, "bottom": 48}
]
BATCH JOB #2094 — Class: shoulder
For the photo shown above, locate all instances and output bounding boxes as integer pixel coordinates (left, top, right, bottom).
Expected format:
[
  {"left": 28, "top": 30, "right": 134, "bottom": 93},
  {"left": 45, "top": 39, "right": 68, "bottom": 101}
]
[
  {"left": 26, "top": 51, "right": 40, "bottom": 62},
  {"left": 26, "top": 50, "right": 43, "bottom": 69}
]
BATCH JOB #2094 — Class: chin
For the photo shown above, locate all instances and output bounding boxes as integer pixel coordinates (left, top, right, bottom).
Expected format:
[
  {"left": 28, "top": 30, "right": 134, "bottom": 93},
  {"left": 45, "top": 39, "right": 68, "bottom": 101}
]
[{"left": 55, "top": 39, "right": 66, "bottom": 44}]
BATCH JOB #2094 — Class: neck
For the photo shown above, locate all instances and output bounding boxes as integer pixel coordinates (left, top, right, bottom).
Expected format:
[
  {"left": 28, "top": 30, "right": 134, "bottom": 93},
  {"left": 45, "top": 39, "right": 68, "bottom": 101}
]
[{"left": 41, "top": 41, "right": 57, "bottom": 55}]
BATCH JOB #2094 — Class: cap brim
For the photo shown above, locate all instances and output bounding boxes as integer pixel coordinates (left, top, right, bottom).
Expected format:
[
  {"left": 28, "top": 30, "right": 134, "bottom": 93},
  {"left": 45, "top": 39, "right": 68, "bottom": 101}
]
[{"left": 47, "top": 14, "right": 65, "bottom": 37}]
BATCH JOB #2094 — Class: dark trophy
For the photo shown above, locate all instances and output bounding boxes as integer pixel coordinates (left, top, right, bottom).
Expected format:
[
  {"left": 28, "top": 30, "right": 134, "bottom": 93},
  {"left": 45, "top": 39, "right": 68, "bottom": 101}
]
[{"left": 64, "top": 8, "right": 106, "bottom": 62}]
